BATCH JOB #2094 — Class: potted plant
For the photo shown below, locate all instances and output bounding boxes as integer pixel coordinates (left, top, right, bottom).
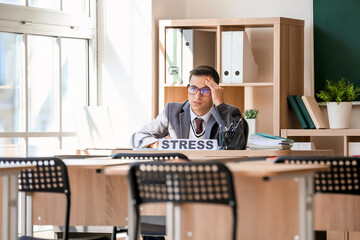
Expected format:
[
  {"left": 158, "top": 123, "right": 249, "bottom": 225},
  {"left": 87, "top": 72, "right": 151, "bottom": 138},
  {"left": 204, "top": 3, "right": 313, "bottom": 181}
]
[
  {"left": 243, "top": 109, "right": 259, "bottom": 142},
  {"left": 316, "top": 77, "right": 360, "bottom": 128}
]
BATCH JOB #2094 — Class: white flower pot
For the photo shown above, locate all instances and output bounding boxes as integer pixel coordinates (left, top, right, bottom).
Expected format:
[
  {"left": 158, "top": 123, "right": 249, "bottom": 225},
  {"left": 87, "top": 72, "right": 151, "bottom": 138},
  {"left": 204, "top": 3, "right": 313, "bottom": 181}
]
[
  {"left": 327, "top": 102, "right": 352, "bottom": 129},
  {"left": 246, "top": 118, "right": 257, "bottom": 143}
]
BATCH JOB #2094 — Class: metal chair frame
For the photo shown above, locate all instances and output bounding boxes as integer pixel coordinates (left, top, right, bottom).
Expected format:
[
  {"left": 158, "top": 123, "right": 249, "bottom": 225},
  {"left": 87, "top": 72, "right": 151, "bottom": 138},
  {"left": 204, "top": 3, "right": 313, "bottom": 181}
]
[{"left": 111, "top": 152, "right": 189, "bottom": 240}]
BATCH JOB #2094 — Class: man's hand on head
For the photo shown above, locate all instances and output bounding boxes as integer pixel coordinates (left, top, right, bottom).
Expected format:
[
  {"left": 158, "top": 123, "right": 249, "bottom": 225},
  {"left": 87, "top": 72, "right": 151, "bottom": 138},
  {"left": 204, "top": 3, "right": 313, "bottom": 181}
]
[{"left": 205, "top": 77, "right": 224, "bottom": 106}]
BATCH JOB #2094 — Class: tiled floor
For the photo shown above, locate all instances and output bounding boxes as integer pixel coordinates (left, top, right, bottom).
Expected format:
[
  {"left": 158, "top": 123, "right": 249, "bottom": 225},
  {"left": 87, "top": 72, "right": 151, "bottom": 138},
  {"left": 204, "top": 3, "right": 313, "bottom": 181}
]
[{"left": 33, "top": 230, "right": 56, "bottom": 238}]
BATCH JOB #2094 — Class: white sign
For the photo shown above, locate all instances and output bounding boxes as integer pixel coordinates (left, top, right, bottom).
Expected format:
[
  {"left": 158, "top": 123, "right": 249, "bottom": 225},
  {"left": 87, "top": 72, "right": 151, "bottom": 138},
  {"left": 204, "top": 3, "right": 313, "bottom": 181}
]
[{"left": 158, "top": 139, "right": 218, "bottom": 150}]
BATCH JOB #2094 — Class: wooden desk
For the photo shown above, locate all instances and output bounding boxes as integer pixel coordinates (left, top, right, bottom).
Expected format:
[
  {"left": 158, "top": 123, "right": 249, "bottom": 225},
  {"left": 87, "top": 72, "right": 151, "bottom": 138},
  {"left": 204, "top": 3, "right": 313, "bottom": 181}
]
[
  {"left": 0, "top": 164, "right": 35, "bottom": 240},
  {"left": 31, "top": 153, "right": 329, "bottom": 240},
  {"left": 70, "top": 149, "right": 335, "bottom": 158},
  {"left": 104, "top": 161, "right": 329, "bottom": 240}
]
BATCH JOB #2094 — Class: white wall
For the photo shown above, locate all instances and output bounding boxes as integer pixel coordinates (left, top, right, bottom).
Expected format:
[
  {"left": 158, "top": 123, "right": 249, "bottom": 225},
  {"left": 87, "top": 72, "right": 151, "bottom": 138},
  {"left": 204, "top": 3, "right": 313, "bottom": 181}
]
[
  {"left": 97, "top": 0, "right": 186, "bottom": 147},
  {"left": 97, "top": 0, "right": 153, "bottom": 147},
  {"left": 183, "top": 0, "right": 314, "bottom": 96}
]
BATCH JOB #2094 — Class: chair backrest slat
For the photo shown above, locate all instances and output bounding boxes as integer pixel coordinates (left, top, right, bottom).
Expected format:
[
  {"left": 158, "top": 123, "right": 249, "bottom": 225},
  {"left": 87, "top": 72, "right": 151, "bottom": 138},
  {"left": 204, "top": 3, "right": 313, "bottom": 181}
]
[{"left": 112, "top": 152, "right": 190, "bottom": 162}]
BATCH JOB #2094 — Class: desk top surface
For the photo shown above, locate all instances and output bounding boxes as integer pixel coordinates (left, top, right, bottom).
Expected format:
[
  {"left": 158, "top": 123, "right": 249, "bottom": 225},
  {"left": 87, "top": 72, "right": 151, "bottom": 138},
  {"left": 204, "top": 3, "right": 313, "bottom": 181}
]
[
  {"left": 58, "top": 148, "right": 334, "bottom": 159},
  {"left": 0, "top": 164, "right": 35, "bottom": 175},
  {"left": 226, "top": 161, "right": 329, "bottom": 177},
  {"left": 102, "top": 160, "right": 329, "bottom": 178},
  {"left": 60, "top": 149, "right": 334, "bottom": 171},
  {"left": 62, "top": 155, "right": 246, "bottom": 169}
]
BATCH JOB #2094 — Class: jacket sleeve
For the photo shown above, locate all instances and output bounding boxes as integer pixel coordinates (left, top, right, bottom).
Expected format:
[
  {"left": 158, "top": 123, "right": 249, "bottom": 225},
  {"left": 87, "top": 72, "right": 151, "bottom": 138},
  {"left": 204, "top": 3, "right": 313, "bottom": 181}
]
[
  {"left": 214, "top": 103, "right": 247, "bottom": 150},
  {"left": 131, "top": 104, "right": 170, "bottom": 148}
]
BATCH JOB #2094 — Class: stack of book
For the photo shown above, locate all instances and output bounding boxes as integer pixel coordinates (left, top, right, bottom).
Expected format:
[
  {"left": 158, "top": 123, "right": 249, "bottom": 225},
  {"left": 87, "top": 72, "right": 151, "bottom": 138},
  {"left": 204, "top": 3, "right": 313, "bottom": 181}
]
[
  {"left": 248, "top": 133, "right": 294, "bottom": 150},
  {"left": 287, "top": 95, "right": 329, "bottom": 129}
]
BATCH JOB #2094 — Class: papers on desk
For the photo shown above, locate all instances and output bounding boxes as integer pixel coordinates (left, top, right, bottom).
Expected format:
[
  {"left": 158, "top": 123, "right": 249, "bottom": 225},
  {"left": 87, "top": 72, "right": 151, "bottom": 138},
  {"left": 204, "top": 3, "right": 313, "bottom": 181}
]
[{"left": 248, "top": 133, "right": 294, "bottom": 150}]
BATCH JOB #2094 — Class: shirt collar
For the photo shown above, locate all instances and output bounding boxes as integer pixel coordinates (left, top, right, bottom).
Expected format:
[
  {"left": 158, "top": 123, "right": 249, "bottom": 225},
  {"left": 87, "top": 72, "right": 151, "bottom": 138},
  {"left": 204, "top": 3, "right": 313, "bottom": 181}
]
[{"left": 189, "top": 106, "right": 213, "bottom": 123}]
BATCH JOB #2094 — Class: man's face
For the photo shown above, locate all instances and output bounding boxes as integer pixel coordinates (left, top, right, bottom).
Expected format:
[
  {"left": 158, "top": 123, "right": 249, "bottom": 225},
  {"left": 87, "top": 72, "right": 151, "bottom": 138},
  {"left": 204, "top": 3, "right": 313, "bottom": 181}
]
[{"left": 188, "top": 75, "right": 213, "bottom": 116}]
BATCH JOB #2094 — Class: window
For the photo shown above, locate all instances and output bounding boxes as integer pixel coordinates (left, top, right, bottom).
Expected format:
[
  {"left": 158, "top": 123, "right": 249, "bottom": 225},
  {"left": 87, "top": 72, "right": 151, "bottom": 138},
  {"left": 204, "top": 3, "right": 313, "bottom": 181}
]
[{"left": 0, "top": 1, "right": 96, "bottom": 156}]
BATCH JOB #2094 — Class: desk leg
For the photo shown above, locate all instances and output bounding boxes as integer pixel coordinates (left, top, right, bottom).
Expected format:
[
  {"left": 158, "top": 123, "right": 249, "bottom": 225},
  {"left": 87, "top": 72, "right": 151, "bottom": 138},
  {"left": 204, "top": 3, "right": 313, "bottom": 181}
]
[
  {"left": 128, "top": 187, "right": 139, "bottom": 240},
  {"left": 19, "top": 192, "right": 26, "bottom": 235},
  {"left": 298, "top": 175, "right": 314, "bottom": 240},
  {"left": 2, "top": 175, "right": 19, "bottom": 240},
  {"left": 166, "top": 203, "right": 181, "bottom": 240},
  {"left": 26, "top": 193, "right": 33, "bottom": 236}
]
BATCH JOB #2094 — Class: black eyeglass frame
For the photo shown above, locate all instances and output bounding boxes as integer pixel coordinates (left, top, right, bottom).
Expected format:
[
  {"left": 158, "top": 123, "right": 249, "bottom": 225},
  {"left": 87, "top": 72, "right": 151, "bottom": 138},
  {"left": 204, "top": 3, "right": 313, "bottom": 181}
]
[{"left": 187, "top": 84, "right": 212, "bottom": 96}]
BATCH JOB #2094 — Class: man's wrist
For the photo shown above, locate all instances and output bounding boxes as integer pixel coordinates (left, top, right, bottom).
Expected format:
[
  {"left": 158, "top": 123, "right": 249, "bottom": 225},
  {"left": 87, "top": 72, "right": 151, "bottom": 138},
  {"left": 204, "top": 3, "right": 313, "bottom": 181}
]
[
  {"left": 146, "top": 141, "right": 159, "bottom": 148},
  {"left": 214, "top": 101, "right": 224, "bottom": 106}
]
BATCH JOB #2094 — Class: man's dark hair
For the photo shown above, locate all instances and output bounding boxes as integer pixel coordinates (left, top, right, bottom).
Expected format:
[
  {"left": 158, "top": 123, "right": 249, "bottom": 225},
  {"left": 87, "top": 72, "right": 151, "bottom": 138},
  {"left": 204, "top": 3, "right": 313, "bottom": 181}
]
[{"left": 189, "top": 65, "right": 220, "bottom": 84}]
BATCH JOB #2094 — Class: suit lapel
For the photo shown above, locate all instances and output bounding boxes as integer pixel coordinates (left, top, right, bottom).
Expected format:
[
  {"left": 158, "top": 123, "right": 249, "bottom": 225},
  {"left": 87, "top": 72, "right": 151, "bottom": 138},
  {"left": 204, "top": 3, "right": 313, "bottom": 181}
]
[
  {"left": 205, "top": 115, "right": 217, "bottom": 139},
  {"left": 179, "top": 101, "right": 191, "bottom": 139}
]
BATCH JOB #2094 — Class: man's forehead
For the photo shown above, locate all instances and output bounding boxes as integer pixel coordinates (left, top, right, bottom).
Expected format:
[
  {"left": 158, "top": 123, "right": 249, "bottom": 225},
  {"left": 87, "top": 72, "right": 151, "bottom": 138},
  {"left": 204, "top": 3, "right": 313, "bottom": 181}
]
[{"left": 190, "top": 75, "right": 212, "bottom": 84}]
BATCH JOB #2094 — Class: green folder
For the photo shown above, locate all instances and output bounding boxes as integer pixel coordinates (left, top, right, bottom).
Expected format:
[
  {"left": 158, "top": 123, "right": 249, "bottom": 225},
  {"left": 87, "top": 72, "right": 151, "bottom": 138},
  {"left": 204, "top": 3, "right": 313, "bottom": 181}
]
[
  {"left": 295, "top": 95, "right": 316, "bottom": 129},
  {"left": 287, "top": 95, "right": 309, "bottom": 129}
]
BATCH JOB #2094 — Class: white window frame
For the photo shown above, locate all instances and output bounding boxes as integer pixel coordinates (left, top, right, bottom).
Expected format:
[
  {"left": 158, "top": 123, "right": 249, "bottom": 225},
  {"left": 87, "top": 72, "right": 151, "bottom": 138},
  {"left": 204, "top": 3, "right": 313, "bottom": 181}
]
[{"left": 0, "top": 2, "right": 97, "bottom": 156}]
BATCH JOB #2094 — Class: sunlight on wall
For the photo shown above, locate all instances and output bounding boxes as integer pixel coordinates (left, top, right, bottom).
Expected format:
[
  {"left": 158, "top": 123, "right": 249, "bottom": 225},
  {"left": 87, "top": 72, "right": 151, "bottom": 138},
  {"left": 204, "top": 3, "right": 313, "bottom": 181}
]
[{"left": 98, "top": 0, "right": 152, "bottom": 147}]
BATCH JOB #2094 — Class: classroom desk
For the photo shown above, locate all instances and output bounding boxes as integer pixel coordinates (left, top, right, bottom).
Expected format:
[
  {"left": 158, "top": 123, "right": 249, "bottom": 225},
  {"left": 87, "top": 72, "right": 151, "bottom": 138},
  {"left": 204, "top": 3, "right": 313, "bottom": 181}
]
[
  {"left": 31, "top": 149, "right": 332, "bottom": 240},
  {"left": 0, "top": 164, "right": 35, "bottom": 240},
  {"left": 71, "top": 149, "right": 334, "bottom": 158},
  {"left": 104, "top": 161, "right": 329, "bottom": 240}
]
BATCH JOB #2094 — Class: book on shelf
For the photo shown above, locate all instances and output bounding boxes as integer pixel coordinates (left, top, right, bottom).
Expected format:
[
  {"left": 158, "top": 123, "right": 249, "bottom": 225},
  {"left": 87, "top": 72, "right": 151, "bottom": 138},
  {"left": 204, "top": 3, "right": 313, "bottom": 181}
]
[
  {"left": 287, "top": 95, "right": 309, "bottom": 129},
  {"left": 248, "top": 132, "right": 294, "bottom": 150},
  {"left": 301, "top": 96, "right": 330, "bottom": 129},
  {"left": 295, "top": 95, "right": 316, "bottom": 129}
]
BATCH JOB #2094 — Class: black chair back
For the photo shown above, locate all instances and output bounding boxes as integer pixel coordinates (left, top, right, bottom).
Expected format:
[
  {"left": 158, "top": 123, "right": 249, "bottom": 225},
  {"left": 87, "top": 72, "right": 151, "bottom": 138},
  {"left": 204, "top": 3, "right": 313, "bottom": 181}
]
[
  {"left": 275, "top": 156, "right": 360, "bottom": 194},
  {"left": 112, "top": 152, "right": 190, "bottom": 161},
  {"left": 0, "top": 157, "right": 71, "bottom": 240},
  {"left": 128, "top": 161, "right": 237, "bottom": 240},
  {"left": 242, "top": 118, "right": 249, "bottom": 150}
]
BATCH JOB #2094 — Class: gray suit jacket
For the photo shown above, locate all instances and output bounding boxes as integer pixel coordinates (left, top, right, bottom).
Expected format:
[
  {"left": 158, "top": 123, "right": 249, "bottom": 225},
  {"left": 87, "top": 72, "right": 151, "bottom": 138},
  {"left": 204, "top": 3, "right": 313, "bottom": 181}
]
[{"left": 131, "top": 100, "right": 246, "bottom": 149}]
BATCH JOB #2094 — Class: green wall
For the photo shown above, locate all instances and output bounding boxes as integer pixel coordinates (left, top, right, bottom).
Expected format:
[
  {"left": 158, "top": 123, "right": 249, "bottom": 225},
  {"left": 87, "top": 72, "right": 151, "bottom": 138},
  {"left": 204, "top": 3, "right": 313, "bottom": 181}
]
[{"left": 314, "top": 0, "right": 360, "bottom": 100}]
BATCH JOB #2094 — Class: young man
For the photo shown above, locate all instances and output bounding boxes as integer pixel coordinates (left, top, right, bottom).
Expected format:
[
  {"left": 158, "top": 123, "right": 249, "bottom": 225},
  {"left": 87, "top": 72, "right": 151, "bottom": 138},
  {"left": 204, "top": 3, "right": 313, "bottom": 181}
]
[{"left": 131, "top": 65, "right": 246, "bottom": 149}]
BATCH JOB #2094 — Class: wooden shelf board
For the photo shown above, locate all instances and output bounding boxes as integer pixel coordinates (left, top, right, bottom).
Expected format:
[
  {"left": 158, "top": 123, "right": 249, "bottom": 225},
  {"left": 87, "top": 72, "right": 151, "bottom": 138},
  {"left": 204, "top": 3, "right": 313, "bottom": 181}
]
[
  {"left": 220, "top": 82, "right": 274, "bottom": 87},
  {"left": 163, "top": 83, "right": 274, "bottom": 88},
  {"left": 282, "top": 129, "right": 360, "bottom": 137},
  {"left": 164, "top": 84, "right": 187, "bottom": 87},
  {"left": 160, "top": 17, "right": 304, "bottom": 28}
]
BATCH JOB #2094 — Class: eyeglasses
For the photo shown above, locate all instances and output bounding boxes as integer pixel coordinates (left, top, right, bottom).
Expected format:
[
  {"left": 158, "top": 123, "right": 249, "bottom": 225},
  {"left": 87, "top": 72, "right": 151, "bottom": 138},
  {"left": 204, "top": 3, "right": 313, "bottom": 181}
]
[{"left": 187, "top": 85, "right": 211, "bottom": 96}]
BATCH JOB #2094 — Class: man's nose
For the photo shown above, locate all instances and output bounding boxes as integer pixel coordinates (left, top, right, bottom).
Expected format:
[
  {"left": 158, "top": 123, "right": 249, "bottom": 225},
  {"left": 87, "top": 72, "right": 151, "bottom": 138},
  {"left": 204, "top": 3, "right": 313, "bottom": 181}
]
[{"left": 195, "top": 90, "right": 202, "bottom": 98}]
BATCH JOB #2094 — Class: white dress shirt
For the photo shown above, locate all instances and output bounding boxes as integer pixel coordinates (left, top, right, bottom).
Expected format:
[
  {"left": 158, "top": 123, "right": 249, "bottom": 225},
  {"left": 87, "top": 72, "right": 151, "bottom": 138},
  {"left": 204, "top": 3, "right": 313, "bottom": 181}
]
[{"left": 188, "top": 107, "right": 213, "bottom": 139}]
